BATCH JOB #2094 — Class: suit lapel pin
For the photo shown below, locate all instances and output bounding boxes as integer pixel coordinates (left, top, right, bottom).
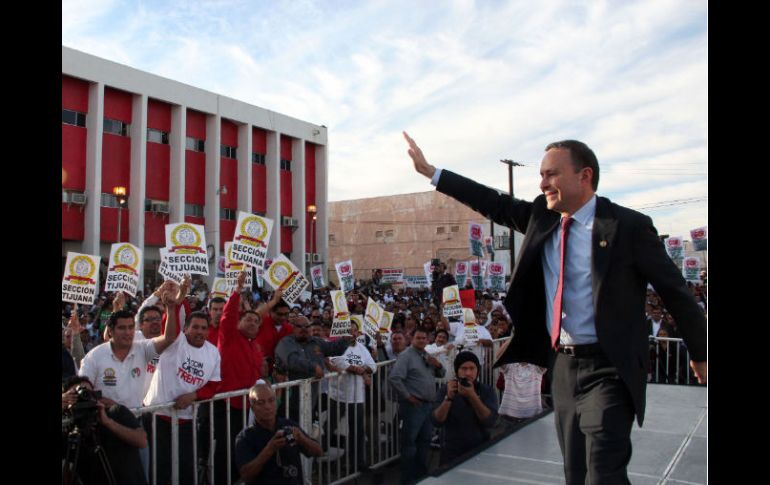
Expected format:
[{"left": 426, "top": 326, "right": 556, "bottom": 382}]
[{"left": 599, "top": 240, "right": 608, "bottom": 248}]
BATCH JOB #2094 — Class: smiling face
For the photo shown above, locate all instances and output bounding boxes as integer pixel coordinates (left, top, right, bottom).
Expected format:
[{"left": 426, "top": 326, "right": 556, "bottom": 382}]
[
  {"left": 111, "top": 317, "right": 136, "bottom": 350},
  {"left": 539, "top": 148, "right": 595, "bottom": 216},
  {"left": 185, "top": 316, "right": 210, "bottom": 348},
  {"left": 237, "top": 312, "right": 261, "bottom": 340},
  {"left": 140, "top": 308, "right": 163, "bottom": 339}
]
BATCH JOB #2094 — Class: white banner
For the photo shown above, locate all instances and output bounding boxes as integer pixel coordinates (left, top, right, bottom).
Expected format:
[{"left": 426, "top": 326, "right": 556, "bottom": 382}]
[
  {"left": 469, "top": 223, "right": 484, "bottom": 257},
  {"left": 461, "top": 308, "right": 480, "bottom": 344},
  {"left": 335, "top": 260, "right": 355, "bottom": 293},
  {"left": 404, "top": 275, "right": 430, "bottom": 288},
  {"left": 455, "top": 261, "right": 468, "bottom": 288},
  {"left": 230, "top": 211, "right": 273, "bottom": 269},
  {"left": 380, "top": 268, "right": 405, "bottom": 284},
  {"left": 105, "top": 243, "right": 142, "bottom": 297},
  {"left": 379, "top": 310, "right": 394, "bottom": 333},
  {"left": 164, "top": 223, "right": 209, "bottom": 275},
  {"left": 665, "top": 236, "right": 685, "bottom": 266},
  {"left": 224, "top": 242, "right": 253, "bottom": 290},
  {"left": 442, "top": 285, "right": 463, "bottom": 319},
  {"left": 311, "top": 264, "right": 325, "bottom": 289},
  {"left": 690, "top": 226, "right": 708, "bottom": 252},
  {"left": 62, "top": 252, "right": 101, "bottom": 305},
  {"left": 265, "top": 255, "right": 310, "bottom": 304},
  {"left": 158, "top": 248, "right": 183, "bottom": 284},
  {"left": 330, "top": 290, "right": 352, "bottom": 337},
  {"left": 365, "top": 298, "right": 385, "bottom": 335},
  {"left": 683, "top": 257, "right": 701, "bottom": 283},
  {"left": 488, "top": 262, "right": 506, "bottom": 292}
]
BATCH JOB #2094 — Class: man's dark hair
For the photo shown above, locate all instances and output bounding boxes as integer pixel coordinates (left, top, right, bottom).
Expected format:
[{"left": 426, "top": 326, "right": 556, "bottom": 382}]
[
  {"left": 240, "top": 310, "right": 260, "bottom": 320},
  {"left": 107, "top": 310, "right": 136, "bottom": 329},
  {"left": 138, "top": 306, "right": 162, "bottom": 323},
  {"left": 63, "top": 375, "right": 93, "bottom": 392},
  {"left": 208, "top": 297, "right": 226, "bottom": 309},
  {"left": 413, "top": 326, "right": 429, "bottom": 337},
  {"left": 435, "top": 329, "right": 449, "bottom": 339},
  {"left": 545, "top": 139, "right": 600, "bottom": 191},
  {"left": 185, "top": 311, "right": 211, "bottom": 329},
  {"left": 273, "top": 300, "right": 290, "bottom": 312}
]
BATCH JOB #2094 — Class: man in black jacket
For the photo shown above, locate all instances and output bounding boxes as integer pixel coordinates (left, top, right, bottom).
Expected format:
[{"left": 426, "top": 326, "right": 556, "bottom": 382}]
[{"left": 403, "top": 132, "right": 706, "bottom": 485}]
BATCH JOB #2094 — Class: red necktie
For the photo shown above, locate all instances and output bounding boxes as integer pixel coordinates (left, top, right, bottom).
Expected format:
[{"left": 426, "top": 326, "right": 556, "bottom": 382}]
[{"left": 551, "top": 217, "right": 573, "bottom": 349}]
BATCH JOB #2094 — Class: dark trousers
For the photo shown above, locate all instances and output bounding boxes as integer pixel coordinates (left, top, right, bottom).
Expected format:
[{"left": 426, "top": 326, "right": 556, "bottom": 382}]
[
  {"left": 398, "top": 399, "right": 433, "bottom": 484},
  {"left": 152, "top": 419, "right": 195, "bottom": 485},
  {"left": 212, "top": 400, "right": 246, "bottom": 485},
  {"left": 327, "top": 399, "right": 367, "bottom": 470},
  {"left": 552, "top": 352, "right": 635, "bottom": 485}
]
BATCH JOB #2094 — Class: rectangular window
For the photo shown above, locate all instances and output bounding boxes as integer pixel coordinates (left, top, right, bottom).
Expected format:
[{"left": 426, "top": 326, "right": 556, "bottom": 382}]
[
  {"left": 329, "top": 234, "right": 336, "bottom": 243},
  {"left": 101, "top": 193, "right": 120, "bottom": 208},
  {"left": 254, "top": 211, "right": 266, "bottom": 217},
  {"left": 103, "top": 118, "right": 130, "bottom": 137},
  {"left": 147, "top": 128, "right": 169, "bottom": 145},
  {"left": 436, "top": 227, "right": 446, "bottom": 234},
  {"left": 62, "top": 109, "right": 86, "bottom": 127},
  {"left": 185, "top": 203, "right": 204, "bottom": 217},
  {"left": 221, "top": 145, "right": 237, "bottom": 159},
  {"left": 450, "top": 225, "right": 460, "bottom": 233},
  {"left": 186, "top": 137, "right": 205, "bottom": 152},
  {"left": 252, "top": 153, "right": 266, "bottom": 165},
  {"left": 385, "top": 230, "right": 394, "bottom": 237},
  {"left": 280, "top": 159, "right": 292, "bottom": 171},
  {"left": 220, "top": 208, "right": 236, "bottom": 220}
]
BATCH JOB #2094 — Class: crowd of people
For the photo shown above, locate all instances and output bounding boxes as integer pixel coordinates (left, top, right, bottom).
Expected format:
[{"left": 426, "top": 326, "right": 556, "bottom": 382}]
[{"left": 61, "top": 268, "right": 707, "bottom": 484}]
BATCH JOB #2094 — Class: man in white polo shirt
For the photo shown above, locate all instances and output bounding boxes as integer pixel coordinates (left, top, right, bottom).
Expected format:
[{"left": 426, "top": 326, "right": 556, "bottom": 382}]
[{"left": 143, "top": 310, "right": 222, "bottom": 485}]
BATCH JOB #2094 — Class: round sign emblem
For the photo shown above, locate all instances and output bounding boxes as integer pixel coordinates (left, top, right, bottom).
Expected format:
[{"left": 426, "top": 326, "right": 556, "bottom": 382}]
[
  {"left": 269, "top": 262, "right": 294, "bottom": 286},
  {"left": 171, "top": 224, "right": 202, "bottom": 253},
  {"left": 241, "top": 217, "right": 268, "bottom": 242},
  {"left": 70, "top": 256, "right": 96, "bottom": 283}
]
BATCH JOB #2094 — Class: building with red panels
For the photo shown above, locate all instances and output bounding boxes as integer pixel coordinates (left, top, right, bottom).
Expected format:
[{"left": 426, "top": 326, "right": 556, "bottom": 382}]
[{"left": 62, "top": 47, "right": 329, "bottom": 287}]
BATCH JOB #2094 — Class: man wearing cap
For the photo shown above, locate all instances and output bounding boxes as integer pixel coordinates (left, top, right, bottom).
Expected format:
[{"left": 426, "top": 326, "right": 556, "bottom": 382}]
[
  {"left": 388, "top": 327, "right": 446, "bottom": 483},
  {"left": 432, "top": 351, "right": 498, "bottom": 465}
]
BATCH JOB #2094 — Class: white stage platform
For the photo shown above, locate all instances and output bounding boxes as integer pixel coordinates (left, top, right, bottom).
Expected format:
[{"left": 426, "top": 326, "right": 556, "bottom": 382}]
[{"left": 421, "top": 384, "right": 707, "bottom": 485}]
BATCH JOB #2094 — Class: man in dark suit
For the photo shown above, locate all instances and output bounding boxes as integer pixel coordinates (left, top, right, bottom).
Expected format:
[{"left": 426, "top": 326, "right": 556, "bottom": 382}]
[{"left": 403, "top": 132, "right": 706, "bottom": 485}]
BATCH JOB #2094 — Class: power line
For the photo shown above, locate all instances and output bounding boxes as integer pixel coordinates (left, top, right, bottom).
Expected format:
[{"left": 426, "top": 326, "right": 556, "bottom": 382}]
[{"left": 631, "top": 196, "right": 707, "bottom": 210}]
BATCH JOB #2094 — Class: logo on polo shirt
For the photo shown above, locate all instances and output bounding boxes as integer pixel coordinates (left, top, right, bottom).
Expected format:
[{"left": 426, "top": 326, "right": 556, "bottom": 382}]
[
  {"left": 131, "top": 367, "right": 142, "bottom": 378},
  {"left": 103, "top": 368, "right": 117, "bottom": 387}
]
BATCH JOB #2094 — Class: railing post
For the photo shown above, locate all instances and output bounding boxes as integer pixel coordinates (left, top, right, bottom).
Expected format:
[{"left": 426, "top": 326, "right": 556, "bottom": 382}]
[{"left": 300, "top": 378, "right": 313, "bottom": 483}]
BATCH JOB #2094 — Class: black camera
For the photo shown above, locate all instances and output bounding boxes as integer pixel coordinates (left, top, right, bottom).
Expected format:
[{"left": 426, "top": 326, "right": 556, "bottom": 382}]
[
  {"left": 458, "top": 377, "right": 472, "bottom": 388},
  {"left": 281, "top": 426, "right": 296, "bottom": 446},
  {"left": 65, "top": 385, "right": 102, "bottom": 432}
]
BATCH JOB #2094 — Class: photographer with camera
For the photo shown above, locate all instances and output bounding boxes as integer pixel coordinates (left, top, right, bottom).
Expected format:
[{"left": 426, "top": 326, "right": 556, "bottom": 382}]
[
  {"left": 235, "top": 382, "right": 322, "bottom": 484},
  {"left": 432, "top": 351, "right": 499, "bottom": 465},
  {"left": 62, "top": 376, "right": 148, "bottom": 485}
]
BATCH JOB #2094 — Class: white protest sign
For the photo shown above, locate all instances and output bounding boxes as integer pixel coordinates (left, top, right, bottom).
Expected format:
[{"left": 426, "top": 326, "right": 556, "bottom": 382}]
[
  {"left": 105, "top": 243, "right": 142, "bottom": 297},
  {"left": 164, "top": 223, "right": 209, "bottom": 275},
  {"left": 484, "top": 236, "right": 495, "bottom": 255},
  {"left": 265, "top": 254, "right": 310, "bottom": 304},
  {"left": 461, "top": 308, "right": 480, "bottom": 344},
  {"left": 442, "top": 285, "right": 463, "bottom": 319},
  {"left": 335, "top": 260, "right": 355, "bottom": 292},
  {"left": 224, "top": 242, "right": 253, "bottom": 290},
  {"left": 683, "top": 257, "right": 701, "bottom": 283},
  {"left": 62, "top": 252, "right": 101, "bottom": 305},
  {"left": 330, "top": 290, "right": 352, "bottom": 337},
  {"left": 230, "top": 211, "right": 273, "bottom": 268},
  {"left": 379, "top": 310, "right": 394, "bottom": 333},
  {"left": 352, "top": 314, "right": 376, "bottom": 344},
  {"left": 311, "top": 264, "right": 325, "bottom": 289},
  {"left": 455, "top": 261, "right": 468, "bottom": 288},
  {"left": 158, "top": 248, "right": 183, "bottom": 284},
  {"left": 469, "top": 223, "right": 484, "bottom": 257},
  {"left": 488, "top": 262, "right": 506, "bottom": 292},
  {"left": 665, "top": 236, "right": 684, "bottom": 265},
  {"left": 365, "top": 298, "right": 385, "bottom": 335},
  {"left": 405, "top": 275, "right": 429, "bottom": 288},
  {"left": 469, "top": 261, "right": 484, "bottom": 289},
  {"left": 210, "top": 277, "right": 232, "bottom": 300},
  {"left": 423, "top": 261, "right": 434, "bottom": 288},
  {"left": 690, "top": 226, "right": 708, "bottom": 251},
  {"left": 380, "top": 268, "right": 405, "bottom": 284}
]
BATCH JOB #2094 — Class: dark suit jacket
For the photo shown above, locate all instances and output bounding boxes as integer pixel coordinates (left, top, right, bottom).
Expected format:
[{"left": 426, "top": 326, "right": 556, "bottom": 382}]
[{"left": 436, "top": 170, "right": 706, "bottom": 425}]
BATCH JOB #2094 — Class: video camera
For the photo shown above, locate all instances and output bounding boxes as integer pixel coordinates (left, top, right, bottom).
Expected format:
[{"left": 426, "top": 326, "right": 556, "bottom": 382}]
[{"left": 64, "top": 385, "right": 102, "bottom": 433}]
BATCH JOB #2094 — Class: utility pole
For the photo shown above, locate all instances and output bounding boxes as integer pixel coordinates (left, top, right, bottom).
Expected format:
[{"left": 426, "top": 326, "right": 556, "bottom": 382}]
[{"left": 500, "top": 159, "right": 524, "bottom": 273}]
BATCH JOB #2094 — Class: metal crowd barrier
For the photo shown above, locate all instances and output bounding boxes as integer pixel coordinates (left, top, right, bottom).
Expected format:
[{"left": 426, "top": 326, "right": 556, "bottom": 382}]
[
  {"left": 648, "top": 336, "right": 700, "bottom": 385},
  {"left": 127, "top": 338, "right": 510, "bottom": 485}
]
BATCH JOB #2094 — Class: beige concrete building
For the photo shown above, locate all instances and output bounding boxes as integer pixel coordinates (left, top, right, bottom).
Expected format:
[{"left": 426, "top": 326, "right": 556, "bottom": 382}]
[{"left": 327, "top": 191, "right": 524, "bottom": 284}]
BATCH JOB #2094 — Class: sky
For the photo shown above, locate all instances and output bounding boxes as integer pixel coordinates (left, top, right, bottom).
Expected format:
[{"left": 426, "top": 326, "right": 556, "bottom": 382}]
[{"left": 63, "top": 0, "right": 707, "bottom": 241}]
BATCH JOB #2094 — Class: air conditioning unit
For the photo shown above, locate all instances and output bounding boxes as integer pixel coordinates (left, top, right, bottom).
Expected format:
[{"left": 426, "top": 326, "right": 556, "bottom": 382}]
[
  {"left": 304, "top": 253, "right": 311, "bottom": 263},
  {"left": 151, "top": 203, "right": 170, "bottom": 214},
  {"left": 65, "top": 192, "right": 87, "bottom": 205},
  {"left": 281, "top": 216, "right": 299, "bottom": 228},
  {"left": 312, "top": 253, "right": 322, "bottom": 263}
]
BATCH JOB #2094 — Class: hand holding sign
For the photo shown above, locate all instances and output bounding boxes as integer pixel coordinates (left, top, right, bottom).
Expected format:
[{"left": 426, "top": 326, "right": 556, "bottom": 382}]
[
  {"left": 175, "top": 274, "right": 191, "bottom": 304},
  {"left": 68, "top": 307, "right": 82, "bottom": 334},
  {"left": 112, "top": 292, "right": 126, "bottom": 312},
  {"left": 237, "top": 269, "right": 248, "bottom": 291}
]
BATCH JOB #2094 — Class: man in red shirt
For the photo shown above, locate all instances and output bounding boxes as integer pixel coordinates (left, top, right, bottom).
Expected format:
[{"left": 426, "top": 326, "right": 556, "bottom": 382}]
[
  {"left": 208, "top": 271, "right": 283, "bottom": 485},
  {"left": 256, "top": 297, "right": 294, "bottom": 376},
  {"left": 205, "top": 296, "right": 226, "bottom": 346}
]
